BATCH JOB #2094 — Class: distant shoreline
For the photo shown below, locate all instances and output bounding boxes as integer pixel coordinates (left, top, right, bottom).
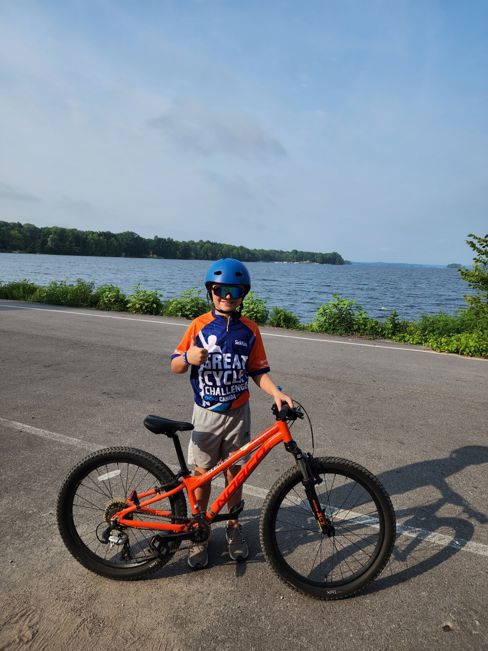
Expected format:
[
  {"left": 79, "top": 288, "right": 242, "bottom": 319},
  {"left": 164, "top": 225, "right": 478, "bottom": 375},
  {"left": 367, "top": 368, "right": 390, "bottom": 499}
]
[{"left": 1, "top": 251, "right": 469, "bottom": 268}]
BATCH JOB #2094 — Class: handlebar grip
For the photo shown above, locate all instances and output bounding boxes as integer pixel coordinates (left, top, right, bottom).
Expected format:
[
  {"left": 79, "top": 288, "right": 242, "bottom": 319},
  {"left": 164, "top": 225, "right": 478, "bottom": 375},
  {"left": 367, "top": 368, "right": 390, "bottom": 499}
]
[
  {"left": 271, "top": 402, "right": 304, "bottom": 422},
  {"left": 272, "top": 403, "right": 292, "bottom": 421}
]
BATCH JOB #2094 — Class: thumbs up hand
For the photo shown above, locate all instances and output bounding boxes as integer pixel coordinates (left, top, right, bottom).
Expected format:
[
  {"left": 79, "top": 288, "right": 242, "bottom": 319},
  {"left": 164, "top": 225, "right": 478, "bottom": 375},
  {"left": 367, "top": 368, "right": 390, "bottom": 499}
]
[{"left": 186, "top": 336, "right": 209, "bottom": 366}]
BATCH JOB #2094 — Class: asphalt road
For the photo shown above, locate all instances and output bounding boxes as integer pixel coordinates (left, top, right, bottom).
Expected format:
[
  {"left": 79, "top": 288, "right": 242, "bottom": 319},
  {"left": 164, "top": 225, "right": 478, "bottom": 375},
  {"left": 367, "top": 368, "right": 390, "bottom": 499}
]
[{"left": 1, "top": 300, "right": 487, "bottom": 651}]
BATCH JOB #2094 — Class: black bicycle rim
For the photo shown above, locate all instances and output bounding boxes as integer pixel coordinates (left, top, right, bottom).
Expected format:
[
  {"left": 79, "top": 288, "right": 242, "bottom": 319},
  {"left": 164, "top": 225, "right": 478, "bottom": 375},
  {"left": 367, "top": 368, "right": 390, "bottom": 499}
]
[
  {"left": 269, "top": 464, "right": 390, "bottom": 590},
  {"left": 64, "top": 458, "right": 174, "bottom": 569}
]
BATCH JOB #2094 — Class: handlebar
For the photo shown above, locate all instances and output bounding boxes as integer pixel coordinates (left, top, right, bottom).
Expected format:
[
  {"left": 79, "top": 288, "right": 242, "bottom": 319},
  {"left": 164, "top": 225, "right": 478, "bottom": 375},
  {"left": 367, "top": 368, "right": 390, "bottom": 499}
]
[{"left": 271, "top": 403, "right": 304, "bottom": 422}]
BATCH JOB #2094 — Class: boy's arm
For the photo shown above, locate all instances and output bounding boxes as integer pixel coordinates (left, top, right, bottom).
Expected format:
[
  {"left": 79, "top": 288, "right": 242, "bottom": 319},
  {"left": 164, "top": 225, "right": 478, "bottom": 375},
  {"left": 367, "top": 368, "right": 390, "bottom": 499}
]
[
  {"left": 171, "top": 354, "right": 190, "bottom": 374},
  {"left": 170, "top": 336, "right": 209, "bottom": 374},
  {"left": 252, "top": 373, "right": 293, "bottom": 410},
  {"left": 247, "top": 323, "right": 292, "bottom": 409}
]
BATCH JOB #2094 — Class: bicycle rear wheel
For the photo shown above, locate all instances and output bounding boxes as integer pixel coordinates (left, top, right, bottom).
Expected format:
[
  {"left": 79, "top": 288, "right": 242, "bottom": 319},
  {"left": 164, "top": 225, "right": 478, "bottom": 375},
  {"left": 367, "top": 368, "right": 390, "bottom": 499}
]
[
  {"left": 57, "top": 447, "right": 187, "bottom": 580},
  {"left": 260, "top": 457, "right": 396, "bottom": 600}
]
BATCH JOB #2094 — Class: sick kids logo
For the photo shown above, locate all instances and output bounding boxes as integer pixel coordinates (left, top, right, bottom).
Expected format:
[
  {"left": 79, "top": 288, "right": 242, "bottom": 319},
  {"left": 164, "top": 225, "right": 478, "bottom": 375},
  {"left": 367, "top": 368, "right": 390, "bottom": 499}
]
[{"left": 197, "top": 333, "right": 249, "bottom": 407}]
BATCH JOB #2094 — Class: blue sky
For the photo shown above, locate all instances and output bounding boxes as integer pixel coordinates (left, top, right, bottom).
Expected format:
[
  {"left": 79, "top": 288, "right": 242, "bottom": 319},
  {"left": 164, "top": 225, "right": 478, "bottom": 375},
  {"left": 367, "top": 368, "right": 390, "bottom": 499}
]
[{"left": 0, "top": 1, "right": 486, "bottom": 264}]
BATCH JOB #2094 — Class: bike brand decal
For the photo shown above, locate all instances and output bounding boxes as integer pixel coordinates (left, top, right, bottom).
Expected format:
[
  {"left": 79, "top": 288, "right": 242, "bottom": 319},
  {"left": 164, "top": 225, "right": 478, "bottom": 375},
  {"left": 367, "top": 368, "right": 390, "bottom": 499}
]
[
  {"left": 211, "top": 444, "right": 268, "bottom": 513},
  {"left": 208, "top": 458, "right": 224, "bottom": 473}
]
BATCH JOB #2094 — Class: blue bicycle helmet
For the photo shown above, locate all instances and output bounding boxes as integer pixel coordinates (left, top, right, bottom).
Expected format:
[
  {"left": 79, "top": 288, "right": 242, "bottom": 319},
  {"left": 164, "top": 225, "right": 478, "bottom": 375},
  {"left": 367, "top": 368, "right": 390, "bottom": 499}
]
[{"left": 204, "top": 258, "right": 251, "bottom": 294}]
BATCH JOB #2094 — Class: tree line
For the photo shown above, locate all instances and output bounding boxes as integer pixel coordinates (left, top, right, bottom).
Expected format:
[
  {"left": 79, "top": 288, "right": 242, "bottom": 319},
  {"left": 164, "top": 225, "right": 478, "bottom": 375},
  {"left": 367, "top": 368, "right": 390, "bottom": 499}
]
[{"left": 0, "top": 221, "right": 346, "bottom": 264}]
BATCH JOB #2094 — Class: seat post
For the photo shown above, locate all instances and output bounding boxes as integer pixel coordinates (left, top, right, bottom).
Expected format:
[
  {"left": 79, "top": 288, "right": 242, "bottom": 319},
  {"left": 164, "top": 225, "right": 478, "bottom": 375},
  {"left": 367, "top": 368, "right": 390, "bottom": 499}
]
[{"left": 171, "top": 434, "right": 191, "bottom": 476}]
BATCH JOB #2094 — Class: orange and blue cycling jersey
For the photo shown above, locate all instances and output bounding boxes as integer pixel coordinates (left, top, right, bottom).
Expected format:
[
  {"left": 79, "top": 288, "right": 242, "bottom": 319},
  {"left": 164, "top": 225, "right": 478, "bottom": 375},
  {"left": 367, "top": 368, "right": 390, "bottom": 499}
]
[{"left": 171, "top": 309, "right": 270, "bottom": 412}]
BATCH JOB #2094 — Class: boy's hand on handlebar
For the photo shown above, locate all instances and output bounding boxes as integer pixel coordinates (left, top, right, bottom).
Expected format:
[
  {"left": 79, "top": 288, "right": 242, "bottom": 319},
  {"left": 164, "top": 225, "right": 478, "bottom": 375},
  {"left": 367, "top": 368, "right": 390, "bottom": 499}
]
[
  {"left": 186, "top": 337, "right": 209, "bottom": 366},
  {"left": 273, "top": 390, "right": 293, "bottom": 411}
]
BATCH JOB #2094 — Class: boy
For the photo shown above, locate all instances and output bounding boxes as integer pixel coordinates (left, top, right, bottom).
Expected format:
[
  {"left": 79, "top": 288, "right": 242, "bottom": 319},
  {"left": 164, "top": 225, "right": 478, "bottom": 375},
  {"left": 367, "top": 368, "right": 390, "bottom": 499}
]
[{"left": 170, "top": 258, "right": 292, "bottom": 569}]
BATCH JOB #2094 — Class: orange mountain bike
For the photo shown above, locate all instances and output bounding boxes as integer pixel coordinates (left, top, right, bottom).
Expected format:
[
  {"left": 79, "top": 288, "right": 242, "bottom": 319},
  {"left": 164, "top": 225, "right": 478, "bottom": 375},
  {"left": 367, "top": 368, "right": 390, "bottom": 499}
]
[{"left": 57, "top": 403, "right": 396, "bottom": 600}]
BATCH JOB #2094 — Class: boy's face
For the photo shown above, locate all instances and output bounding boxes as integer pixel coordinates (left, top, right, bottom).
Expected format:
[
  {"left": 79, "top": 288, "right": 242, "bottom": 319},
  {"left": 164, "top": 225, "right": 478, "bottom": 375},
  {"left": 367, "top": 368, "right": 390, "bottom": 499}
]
[{"left": 211, "top": 284, "right": 245, "bottom": 314}]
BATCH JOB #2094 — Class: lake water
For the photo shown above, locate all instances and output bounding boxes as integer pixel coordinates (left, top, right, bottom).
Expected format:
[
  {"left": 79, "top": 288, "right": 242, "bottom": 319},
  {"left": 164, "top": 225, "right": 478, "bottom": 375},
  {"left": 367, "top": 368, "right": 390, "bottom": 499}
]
[{"left": 0, "top": 253, "right": 472, "bottom": 322}]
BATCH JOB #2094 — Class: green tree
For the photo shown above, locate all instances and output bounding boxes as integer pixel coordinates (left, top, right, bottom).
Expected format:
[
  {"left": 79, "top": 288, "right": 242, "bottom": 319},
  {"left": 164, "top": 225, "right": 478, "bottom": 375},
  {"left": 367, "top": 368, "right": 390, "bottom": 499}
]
[
  {"left": 0, "top": 220, "right": 347, "bottom": 264},
  {"left": 459, "top": 233, "right": 488, "bottom": 311}
]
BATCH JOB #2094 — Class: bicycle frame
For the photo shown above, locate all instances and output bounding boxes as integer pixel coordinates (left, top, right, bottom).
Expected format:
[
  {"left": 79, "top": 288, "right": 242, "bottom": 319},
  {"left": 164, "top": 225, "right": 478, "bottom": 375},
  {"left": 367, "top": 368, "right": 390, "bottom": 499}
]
[{"left": 114, "top": 418, "right": 294, "bottom": 533}]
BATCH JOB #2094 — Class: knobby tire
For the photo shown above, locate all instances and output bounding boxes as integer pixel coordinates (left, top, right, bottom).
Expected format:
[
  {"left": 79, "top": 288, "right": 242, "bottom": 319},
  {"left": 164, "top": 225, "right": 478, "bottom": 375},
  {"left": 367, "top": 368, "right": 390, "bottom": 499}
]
[
  {"left": 57, "top": 447, "right": 187, "bottom": 580},
  {"left": 259, "top": 457, "right": 396, "bottom": 600}
]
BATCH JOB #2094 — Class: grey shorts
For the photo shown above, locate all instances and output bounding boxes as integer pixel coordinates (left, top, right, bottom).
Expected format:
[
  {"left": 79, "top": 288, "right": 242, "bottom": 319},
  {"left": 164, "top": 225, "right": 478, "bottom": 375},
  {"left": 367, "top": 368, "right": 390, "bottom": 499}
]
[{"left": 188, "top": 403, "right": 251, "bottom": 469}]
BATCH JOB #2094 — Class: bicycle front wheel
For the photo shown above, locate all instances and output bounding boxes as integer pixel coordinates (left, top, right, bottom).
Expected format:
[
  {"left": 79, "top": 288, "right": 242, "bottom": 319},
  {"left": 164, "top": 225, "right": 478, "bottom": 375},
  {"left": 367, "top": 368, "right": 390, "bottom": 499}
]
[
  {"left": 260, "top": 457, "right": 396, "bottom": 600},
  {"left": 57, "top": 447, "right": 187, "bottom": 580}
]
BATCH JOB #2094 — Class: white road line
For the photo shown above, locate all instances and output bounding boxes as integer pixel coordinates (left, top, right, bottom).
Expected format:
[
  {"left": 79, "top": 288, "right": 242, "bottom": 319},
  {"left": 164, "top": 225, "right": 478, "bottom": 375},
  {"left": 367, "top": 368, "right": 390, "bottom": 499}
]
[
  {"left": 2, "top": 416, "right": 487, "bottom": 558},
  {"left": 0, "top": 303, "right": 182, "bottom": 328},
  {"left": 0, "top": 417, "right": 104, "bottom": 452},
  {"left": 1, "top": 302, "right": 484, "bottom": 359},
  {"left": 395, "top": 523, "right": 488, "bottom": 557}
]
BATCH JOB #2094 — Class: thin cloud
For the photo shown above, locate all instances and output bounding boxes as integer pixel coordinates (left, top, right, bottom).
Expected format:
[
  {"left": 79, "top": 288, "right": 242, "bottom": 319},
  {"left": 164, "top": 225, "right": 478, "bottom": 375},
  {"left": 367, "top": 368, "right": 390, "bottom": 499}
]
[
  {"left": 57, "top": 196, "right": 94, "bottom": 213},
  {"left": 149, "top": 98, "right": 286, "bottom": 161},
  {"left": 0, "top": 182, "right": 40, "bottom": 203}
]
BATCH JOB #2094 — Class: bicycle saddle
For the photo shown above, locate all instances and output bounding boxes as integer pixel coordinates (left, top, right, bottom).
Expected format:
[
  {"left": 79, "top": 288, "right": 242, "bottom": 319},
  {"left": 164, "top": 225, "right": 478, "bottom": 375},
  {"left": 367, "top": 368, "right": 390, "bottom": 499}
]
[{"left": 143, "top": 415, "right": 194, "bottom": 437}]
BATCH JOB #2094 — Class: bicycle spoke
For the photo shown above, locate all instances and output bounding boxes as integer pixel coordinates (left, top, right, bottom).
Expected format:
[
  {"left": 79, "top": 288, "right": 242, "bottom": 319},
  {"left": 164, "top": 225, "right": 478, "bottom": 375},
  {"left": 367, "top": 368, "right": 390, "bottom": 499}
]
[
  {"left": 73, "top": 492, "right": 107, "bottom": 513},
  {"left": 331, "top": 538, "right": 357, "bottom": 577},
  {"left": 267, "top": 462, "right": 391, "bottom": 591},
  {"left": 65, "top": 458, "right": 179, "bottom": 567},
  {"left": 83, "top": 473, "right": 113, "bottom": 500},
  {"left": 332, "top": 536, "right": 344, "bottom": 581},
  {"left": 309, "top": 538, "right": 324, "bottom": 577},
  {"left": 285, "top": 487, "right": 311, "bottom": 514},
  {"left": 333, "top": 534, "right": 372, "bottom": 568},
  {"left": 275, "top": 517, "right": 317, "bottom": 533},
  {"left": 72, "top": 501, "right": 104, "bottom": 513},
  {"left": 328, "top": 482, "right": 369, "bottom": 525},
  {"left": 131, "top": 468, "right": 154, "bottom": 495},
  {"left": 103, "top": 464, "right": 115, "bottom": 499}
]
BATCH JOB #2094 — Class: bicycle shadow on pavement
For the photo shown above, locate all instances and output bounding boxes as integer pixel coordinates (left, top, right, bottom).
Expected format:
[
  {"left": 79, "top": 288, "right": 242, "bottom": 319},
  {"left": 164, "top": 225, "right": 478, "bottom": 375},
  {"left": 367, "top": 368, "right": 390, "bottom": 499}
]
[{"left": 367, "top": 444, "right": 488, "bottom": 594}]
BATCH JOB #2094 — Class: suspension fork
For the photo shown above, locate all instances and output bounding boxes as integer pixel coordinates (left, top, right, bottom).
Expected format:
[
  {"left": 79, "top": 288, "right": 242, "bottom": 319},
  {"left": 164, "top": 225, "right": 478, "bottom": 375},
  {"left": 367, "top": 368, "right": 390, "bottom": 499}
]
[{"left": 285, "top": 442, "right": 335, "bottom": 536}]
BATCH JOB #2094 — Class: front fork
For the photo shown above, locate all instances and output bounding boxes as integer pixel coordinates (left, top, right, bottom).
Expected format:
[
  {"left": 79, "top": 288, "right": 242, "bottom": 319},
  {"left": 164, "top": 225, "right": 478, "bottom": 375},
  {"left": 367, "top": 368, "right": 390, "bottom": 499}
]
[{"left": 285, "top": 442, "right": 335, "bottom": 537}]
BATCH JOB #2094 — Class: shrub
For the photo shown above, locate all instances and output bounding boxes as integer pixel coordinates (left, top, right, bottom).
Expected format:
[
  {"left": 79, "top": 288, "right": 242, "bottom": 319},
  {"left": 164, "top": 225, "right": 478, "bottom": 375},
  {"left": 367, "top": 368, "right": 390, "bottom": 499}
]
[
  {"left": 407, "top": 307, "right": 485, "bottom": 338},
  {"left": 0, "top": 279, "right": 38, "bottom": 300},
  {"left": 163, "top": 288, "right": 209, "bottom": 319},
  {"left": 310, "top": 295, "right": 370, "bottom": 335},
  {"left": 392, "top": 305, "right": 487, "bottom": 358},
  {"left": 126, "top": 284, "right": 163, "bottom": 315},
  {"left": 414, "top": 312, "right": 465, "bottom": 337},
  {"left": 382, "top": 310, "right": 408, "bottom": 337},
  {"left": 268, "top": 306, "right": 301, "bottom": 329},
  {"left": 95, "top": 284, "right": 127, "bottom": 311},
  {"left": 439, "top": 331, "right": 487, "bottom": 357},
  {"left": 242, "top": 291, "right": 269, "bottom": 324},
  {"left": 394, "top": 330, "right": 487, "bottom": 358},
  {"left": 31, "top": 279, "right": 97, "bottom": 307},
  {"left": 361, "top": 317, "right": 385, "bottom": 338}
]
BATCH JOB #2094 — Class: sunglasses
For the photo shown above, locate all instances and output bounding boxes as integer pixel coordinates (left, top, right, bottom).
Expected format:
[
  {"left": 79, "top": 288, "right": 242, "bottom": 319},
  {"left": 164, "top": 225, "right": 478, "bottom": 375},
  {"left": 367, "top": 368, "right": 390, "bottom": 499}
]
[{"left": 212, "top": 284, "right": 246, "bottom": 299}]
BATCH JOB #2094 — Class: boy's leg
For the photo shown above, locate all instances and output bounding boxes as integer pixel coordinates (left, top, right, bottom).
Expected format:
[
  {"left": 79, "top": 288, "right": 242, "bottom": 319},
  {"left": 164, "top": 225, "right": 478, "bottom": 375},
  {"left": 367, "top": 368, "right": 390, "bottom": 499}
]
[
  {"left": 225, "top": 465, "right": 242, "bottom": 525},
  {"left": 219, "top": 403, "right": 250, "bottom": 560},
  {"left": 187, "top": 466, "right": 211, "bottom": 570},
  {"left": 225, "top": 465, "right": 248, "bottom": 561},
  {"left": 194, "top": 466, "right": 211, "bottom": 511}
]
